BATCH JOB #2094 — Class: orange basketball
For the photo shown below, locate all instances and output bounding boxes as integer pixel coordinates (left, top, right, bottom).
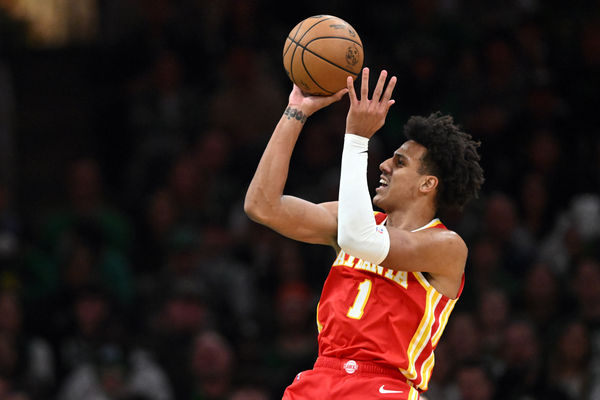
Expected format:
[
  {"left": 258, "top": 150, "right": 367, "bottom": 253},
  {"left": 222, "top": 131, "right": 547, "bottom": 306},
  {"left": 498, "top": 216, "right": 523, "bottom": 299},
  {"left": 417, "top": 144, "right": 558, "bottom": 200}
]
[{"left": 283, "top": 15, "right": 364, "bottom": 96}]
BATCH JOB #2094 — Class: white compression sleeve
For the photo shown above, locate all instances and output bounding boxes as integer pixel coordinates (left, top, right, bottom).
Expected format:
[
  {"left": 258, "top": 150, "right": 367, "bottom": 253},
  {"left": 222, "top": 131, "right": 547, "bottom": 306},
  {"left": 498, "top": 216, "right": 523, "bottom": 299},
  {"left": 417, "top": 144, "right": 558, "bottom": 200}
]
[{"left": 337, "top": 134, "right": 390, "bottom": 264}]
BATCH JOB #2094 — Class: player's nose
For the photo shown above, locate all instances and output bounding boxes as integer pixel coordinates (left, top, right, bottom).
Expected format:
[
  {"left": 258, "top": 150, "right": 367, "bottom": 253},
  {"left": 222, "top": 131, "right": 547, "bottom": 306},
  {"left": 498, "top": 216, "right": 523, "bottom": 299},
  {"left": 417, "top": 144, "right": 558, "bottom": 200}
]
[{"left": 379, "top": 158, "right": 392, "bottom": 174}]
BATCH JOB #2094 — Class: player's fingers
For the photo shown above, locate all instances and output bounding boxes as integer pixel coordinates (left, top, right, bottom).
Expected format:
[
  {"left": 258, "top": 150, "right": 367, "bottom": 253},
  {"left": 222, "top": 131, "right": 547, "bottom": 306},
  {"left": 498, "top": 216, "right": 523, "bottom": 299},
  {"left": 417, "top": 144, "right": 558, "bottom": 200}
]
[
  {"left": 347, "top": 76, "right": 358, "bottom": 103},
  {"left": 386, "top": 99, "right": 396, "bottom": 112},
  {"left": 381, "top": 75, "right": 397, "bottom": 103},
  {"left": 372, "top": 70, "right": 388, "bottom": 103},
  {"left": 360, "top": 67, "right": 369, "bottom": 101},
  {"left": 333, "top": 88, "right": 349, "bottom": 102}
]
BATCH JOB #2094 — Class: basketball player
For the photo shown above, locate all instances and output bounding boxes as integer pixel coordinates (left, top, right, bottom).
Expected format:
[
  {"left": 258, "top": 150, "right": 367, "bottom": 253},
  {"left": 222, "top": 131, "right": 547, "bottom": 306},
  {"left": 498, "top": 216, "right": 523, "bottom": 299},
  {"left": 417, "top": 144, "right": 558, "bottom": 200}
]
[{"left": 244, "top": 68, "right": 484, "bottom": 400}]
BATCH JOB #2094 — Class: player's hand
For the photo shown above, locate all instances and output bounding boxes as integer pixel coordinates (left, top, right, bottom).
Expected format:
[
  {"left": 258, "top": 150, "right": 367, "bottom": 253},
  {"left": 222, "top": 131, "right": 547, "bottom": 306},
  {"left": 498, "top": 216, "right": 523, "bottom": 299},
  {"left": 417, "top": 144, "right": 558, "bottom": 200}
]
[
  {"left": 346, "top": 67, "right": 396, "bottom": 138},
  {"left": 287, "top": 84, "right": 348, "bottom": 117}
]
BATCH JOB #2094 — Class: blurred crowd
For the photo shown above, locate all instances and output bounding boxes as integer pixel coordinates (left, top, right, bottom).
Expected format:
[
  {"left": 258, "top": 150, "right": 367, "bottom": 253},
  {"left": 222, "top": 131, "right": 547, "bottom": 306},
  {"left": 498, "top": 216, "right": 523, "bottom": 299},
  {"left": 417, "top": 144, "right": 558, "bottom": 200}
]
[{"left": 1, "top": 0, "right": 600, "bottom": 399}]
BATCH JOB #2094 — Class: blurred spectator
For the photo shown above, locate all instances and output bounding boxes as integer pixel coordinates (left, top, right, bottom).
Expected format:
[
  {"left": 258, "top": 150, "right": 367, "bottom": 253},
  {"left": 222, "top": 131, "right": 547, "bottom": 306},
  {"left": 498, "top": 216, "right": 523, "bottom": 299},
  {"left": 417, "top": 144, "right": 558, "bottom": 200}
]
[
  {"left": 476, "top": 288, "right": 509, "bottom": 370},
  {"left": 517, "top": 172, "right": 553, "bottom": 245},
  {"left": 58, "top": 341, "right": 172, "bottom": 400},
  {"left": 517, "top": 262, "right": 565, "bottom": 335},
  {"left": 269, "top": 240, "right": 309, "bottom": 287},
  {"left": 132, "top": 188, "right": 179, "bottom": 275},
  {"left": 191, "top": 128, "right": 239, "bottom": 224},
  {"left": 572, "top": 258, "right": 600, "bottom": 327},
  {"left": 461, "top": 236, "right": 515, "bottom": 305},
  {"left": 496, "top": 318, "right": 567, "bottom": 399},
  {"left": 519, "top": 82, "right": 569, "bottom": 136},
  {"left": 126, "top": 49, "right": 204, "bottom": 204},
  {"left": 34, "top": 157, "right": 135, "bottom": 312},
  {"left": 56, "top": 285, "right": 124, "bottom": 378},
  {"left": 39, "top": 157, "right": 133, "bottom": 259},
  {"left": 547, "top": 319, "right": 592, "bottom": 400},
  {"left": 163, "top": 153, "right": 203, "bottom": 225},
  {"left": 149, "top": 282, "right": 211, "bottom": 400},
  {"left": 482, "top": 192, "right": 536, "bottom": 276},
  {"left": 210, "top": 46, "right": 287, "bottom": 149},
  {"left": 456, "top": 361, "right": 496, "bottom": 400},
  {"left": 141, "top": 220, "right": 257, "bottom": 340},
  {"left": 469, "top": 35, "right": 524, "bottom": 142},
  {"left": 539, "top": 194, "right": 600, "bottom": 275},
  {"left": 514, "top": 16, "right": 549, "bottom": 76},
  {"left": 38, "top": 219, "right": 134, "bottom": 341},
  {"left": 263, "top": 281, "right": 317, "bottom": 397},
  {"left": 444, "top": 312, "right": 482, "bottom": 366},
  {"left": 189, "top": 330, "right": 235, "bottom": 400},
  {"left": 398, "top": 40, "right": 445, "bottom": 117},
  {"left": 442, "top": 47, "right": 484, "bottom": 123},
  {"left": 195, "top": 223, "right": 258, "bottom": 340},
  {"left": 525, "top": 130, "right": 564, "bottom": 187},
  {"left": 0, "top": 289, "right": 55, "bottom": 399},
  {"left": 145, "top": 225, "right": 204, "bottom": 299}
]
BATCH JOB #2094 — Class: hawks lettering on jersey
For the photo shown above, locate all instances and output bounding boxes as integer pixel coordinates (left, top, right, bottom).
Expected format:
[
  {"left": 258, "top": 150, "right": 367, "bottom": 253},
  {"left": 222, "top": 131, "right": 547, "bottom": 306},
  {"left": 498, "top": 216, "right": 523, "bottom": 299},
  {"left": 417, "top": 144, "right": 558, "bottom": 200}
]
[{"left": 316, "top": 213, "right": 463, "bottom": 393}]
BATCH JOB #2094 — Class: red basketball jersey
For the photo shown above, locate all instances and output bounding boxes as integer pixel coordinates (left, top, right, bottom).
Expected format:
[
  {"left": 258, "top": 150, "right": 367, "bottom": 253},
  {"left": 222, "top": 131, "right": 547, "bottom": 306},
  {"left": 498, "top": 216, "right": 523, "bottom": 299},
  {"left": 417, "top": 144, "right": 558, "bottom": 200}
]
[{"left": 316, "top": 213, "right": 464, "bottom": 394}]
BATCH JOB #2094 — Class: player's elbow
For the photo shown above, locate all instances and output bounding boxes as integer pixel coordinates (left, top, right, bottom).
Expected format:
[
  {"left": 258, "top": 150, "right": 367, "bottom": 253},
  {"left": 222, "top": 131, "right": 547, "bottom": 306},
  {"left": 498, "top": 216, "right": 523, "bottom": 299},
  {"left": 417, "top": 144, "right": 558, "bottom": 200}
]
[
  {"left": 337, "top": 227, "right": 390, "bottom": 265},
  {"left": 244, "top": 190, "right": 276, "bottom": 226},
  {"left": 337, "top": 231, "right": 360, "bottom": 255},
  {"left": 244, "top": 194, "right": 264, "bottom": 223}
]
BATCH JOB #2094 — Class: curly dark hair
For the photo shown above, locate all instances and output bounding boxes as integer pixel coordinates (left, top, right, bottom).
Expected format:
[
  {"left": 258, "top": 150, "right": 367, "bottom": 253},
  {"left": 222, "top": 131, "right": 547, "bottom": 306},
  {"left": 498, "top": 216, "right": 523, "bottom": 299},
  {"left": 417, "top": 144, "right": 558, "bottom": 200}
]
[{"left": 403, "top": 112, "right": 484, "bottom": 211}]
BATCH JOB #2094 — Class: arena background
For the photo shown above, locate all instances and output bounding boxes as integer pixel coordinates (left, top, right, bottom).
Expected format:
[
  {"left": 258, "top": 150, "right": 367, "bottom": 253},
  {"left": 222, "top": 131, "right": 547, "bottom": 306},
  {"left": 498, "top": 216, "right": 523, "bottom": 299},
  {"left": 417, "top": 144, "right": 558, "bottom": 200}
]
[{"left": 0, "top": 1, "right": 600, "bottom": 399}]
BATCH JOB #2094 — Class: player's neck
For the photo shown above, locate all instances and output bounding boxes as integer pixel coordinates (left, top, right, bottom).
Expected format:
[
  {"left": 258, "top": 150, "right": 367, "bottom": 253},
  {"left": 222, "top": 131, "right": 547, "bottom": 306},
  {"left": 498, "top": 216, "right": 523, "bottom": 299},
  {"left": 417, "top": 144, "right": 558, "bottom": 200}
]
[{"left": 384, "top": 202, "right": 436, "bottom": 231}]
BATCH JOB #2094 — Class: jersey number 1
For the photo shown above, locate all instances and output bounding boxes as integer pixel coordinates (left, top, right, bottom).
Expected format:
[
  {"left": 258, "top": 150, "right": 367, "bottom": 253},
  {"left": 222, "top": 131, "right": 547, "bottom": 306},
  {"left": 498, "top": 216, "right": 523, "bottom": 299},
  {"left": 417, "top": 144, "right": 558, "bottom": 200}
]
[{"left": 347, "top": 279, "right": 372, "bottom": 319}]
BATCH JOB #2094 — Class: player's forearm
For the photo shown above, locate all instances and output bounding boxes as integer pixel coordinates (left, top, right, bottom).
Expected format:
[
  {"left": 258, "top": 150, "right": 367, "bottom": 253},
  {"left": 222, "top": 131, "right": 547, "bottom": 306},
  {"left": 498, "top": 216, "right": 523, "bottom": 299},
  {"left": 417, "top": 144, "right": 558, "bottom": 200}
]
[
  {"left": 244, "top": 107, "right": 308, "bottom": 223},
  {"left": 337, "top": 134, "right": 390, "bottom": 264}
]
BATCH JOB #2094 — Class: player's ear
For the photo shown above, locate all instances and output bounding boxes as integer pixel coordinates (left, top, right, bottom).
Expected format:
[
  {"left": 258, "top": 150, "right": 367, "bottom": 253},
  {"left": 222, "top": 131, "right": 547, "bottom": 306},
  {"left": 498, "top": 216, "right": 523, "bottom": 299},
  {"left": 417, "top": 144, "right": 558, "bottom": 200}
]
[{"left": 419, "top": 175, "right": 438, "bottom": 194}]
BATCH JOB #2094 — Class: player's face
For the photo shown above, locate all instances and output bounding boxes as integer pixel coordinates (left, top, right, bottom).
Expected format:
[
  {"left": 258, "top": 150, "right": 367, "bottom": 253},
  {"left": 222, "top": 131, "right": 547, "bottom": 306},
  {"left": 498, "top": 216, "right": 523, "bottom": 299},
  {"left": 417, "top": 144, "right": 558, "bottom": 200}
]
[{"left": 373, "top": 140, "right": 428, "bottom": 211}]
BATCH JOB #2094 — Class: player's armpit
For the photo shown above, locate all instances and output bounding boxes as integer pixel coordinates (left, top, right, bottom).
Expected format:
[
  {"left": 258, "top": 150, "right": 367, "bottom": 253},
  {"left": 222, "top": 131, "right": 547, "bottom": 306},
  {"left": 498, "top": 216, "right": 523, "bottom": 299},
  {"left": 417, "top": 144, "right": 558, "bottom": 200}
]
[
  {"left": 250, "top": 197, "right": 339, "bottom": 247},
  {"left": 381, "top": 227, "right": 467, "bottom": 277}
]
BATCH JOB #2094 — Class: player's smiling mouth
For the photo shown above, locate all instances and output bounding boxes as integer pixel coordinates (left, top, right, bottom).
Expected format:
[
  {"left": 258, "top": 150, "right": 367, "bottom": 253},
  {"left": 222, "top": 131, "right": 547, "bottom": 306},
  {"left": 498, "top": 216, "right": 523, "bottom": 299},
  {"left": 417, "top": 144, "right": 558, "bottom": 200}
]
[{"left": 376, "top": 176, "right": 389, "bottom": 191}]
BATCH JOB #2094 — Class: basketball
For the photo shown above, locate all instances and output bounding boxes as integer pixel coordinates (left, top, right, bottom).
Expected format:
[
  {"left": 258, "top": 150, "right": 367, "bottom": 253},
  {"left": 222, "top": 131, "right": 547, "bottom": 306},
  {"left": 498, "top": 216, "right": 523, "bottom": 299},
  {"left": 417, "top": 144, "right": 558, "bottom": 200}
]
[{"left": 283, "top": 15, "right": 364, "bottom": 96}]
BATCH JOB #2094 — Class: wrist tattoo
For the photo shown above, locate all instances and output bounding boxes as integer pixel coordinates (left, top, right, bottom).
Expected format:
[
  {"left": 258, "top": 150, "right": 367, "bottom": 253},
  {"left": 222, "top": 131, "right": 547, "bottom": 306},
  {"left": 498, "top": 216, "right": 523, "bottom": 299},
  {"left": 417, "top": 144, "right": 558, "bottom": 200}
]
[{"left": 284, "top": 106, "right": 307, "bottom": 123}]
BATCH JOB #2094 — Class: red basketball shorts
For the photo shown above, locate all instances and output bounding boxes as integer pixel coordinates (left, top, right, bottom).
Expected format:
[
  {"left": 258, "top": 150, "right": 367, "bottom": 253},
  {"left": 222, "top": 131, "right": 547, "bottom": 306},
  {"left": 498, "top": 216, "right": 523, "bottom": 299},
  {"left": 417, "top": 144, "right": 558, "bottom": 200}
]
[{"left": 282, "top": 356, "right": 421, "bottom": 400}]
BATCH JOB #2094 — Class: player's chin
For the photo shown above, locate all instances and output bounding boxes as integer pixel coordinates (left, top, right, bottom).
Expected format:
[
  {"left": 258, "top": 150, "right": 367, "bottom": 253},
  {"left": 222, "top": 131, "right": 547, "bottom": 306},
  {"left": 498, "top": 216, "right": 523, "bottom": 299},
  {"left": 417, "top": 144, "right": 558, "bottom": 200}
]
[
  {"left": 373, "top": 191, "right": 390, "bottom": 211},
  {"left": 373, "top": 194, "right": 383, "bottom": 207}
]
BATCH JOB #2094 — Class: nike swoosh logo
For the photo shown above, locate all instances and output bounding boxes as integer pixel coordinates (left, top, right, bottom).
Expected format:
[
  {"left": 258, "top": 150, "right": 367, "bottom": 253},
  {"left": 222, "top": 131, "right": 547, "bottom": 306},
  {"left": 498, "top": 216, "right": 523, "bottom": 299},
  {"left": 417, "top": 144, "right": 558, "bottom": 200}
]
[{"left": 379, "top": 385, "right": 404, "bottom": 394}]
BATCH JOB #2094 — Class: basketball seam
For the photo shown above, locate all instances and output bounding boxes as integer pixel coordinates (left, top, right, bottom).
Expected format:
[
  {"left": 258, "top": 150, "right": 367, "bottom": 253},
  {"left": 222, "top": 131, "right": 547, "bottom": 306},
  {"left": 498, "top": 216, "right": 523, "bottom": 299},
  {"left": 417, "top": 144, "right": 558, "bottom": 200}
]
[
  {"left": 291, "top": 35, "right": 363, "bottom": 48},
  {"left": 301, "top": 54, "right": 333, "bottom": 95},
  {"left": 283, "top": 20, "right": 305, "bottom": 58},
  {"left": 292, "top": 38, "right": 362, "bottom": 75},
  {"left": 283, "top": 21, "right": 303, "bottom": 84},
  {"left": 288, "top": 16, "right": 336, "bottom": 91},
  {"left": 296, "top": 16, "right": 339, "bottom": 44},
  {"left": 300, "top": 46, "right": 333, "bottom": 95}
]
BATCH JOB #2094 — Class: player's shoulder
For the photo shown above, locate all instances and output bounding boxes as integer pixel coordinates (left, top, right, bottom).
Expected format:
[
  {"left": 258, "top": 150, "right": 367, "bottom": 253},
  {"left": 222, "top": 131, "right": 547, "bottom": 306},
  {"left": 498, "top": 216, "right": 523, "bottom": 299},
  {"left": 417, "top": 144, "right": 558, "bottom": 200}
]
[
  {"left": 434, "top": 227, "right": 468, "bottom": 260},
  {"left": 422, "top": 220, "right": 467, "bottom": 254}
]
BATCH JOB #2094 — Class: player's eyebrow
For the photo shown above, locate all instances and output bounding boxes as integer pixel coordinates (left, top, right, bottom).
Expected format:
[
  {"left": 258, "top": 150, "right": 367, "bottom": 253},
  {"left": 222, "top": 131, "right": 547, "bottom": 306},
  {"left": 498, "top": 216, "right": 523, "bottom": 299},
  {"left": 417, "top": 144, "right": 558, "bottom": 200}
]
[{"left": 393, "top": 152, "right": 410, "bottom": 162}]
